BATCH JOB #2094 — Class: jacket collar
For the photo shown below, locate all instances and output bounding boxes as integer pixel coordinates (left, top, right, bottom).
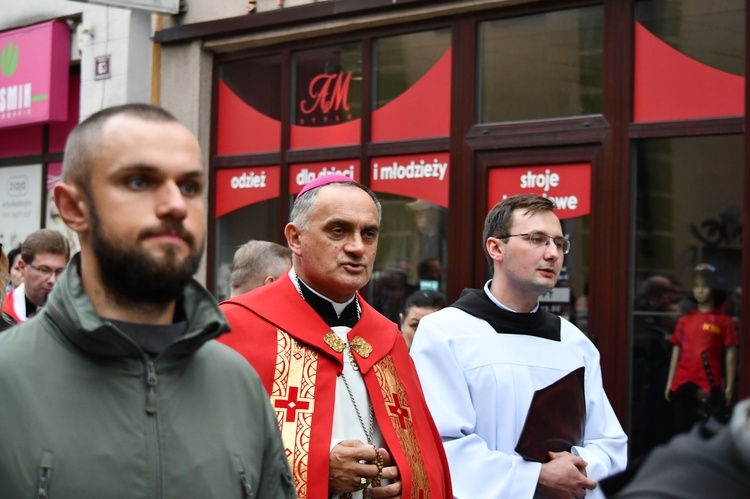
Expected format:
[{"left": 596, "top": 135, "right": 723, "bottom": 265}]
[{"left": 40, "top": 253, "right": 230, "bottom": 361}]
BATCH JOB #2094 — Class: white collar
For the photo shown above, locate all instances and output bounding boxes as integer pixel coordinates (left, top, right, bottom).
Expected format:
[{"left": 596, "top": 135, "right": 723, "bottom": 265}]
[{"left": 483, "top": 279, "right": 540, "bottom": 313}]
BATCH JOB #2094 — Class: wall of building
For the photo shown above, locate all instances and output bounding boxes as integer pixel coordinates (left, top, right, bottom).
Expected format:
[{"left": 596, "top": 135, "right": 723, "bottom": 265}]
[{"left": 1, "top": 0, "right": 153, "bottom": 121}]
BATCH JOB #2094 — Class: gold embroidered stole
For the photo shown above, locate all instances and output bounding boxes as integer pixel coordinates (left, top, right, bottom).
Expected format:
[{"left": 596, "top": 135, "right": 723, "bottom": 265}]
[
  {"left": 270, "top": 329, "right": 317, "bottom": 498},
  {"left": 270, "top": 327, "right": 431, "bottom": 498},
  {"left": 372, "top": 355, "right": 432, "bottom": 498}
]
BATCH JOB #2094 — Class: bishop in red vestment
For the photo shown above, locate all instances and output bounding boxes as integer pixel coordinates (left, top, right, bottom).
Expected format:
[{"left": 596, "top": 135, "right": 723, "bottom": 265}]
[{"left": 219, "top": 175, "right": 451, "bottom": 499}]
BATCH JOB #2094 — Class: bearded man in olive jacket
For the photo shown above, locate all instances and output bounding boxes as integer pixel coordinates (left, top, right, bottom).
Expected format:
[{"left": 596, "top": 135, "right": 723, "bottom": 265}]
[{"left": 0, "top": 104, "right": 295, "bottom": 499}]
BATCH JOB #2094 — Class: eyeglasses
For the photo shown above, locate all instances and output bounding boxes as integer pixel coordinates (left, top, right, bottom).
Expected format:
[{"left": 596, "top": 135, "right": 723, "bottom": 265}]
[
  {"left": 28, "top": 262, "right": 67, "bottom": 279},
  {"left": 498, "top": 231, "right": 570, "bottom": 254}
]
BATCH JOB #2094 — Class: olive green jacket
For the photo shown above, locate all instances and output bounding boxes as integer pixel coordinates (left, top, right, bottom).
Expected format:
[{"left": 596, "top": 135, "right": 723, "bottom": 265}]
[{"left": 0, "top": 254, "right": 295, "bottom": 499}]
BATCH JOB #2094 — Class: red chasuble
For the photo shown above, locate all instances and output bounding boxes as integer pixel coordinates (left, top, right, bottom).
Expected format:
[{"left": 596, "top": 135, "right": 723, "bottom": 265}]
[{"left": 219, "top": 275, "right": 452, "bottom": 499}]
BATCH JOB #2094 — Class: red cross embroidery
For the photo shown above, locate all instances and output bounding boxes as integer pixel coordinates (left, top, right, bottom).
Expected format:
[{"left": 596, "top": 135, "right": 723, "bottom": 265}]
[
  {"left": 275, "top": 386, "right": 310, "bottom": 422},
  {"left": 387, "top": 394, "right": 411, "bottom": 429}
]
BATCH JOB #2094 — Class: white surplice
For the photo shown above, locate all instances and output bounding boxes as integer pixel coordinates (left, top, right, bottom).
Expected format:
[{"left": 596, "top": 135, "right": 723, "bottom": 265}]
[{"left": 410, "top": 289, "right": 627, "bottom": 499}]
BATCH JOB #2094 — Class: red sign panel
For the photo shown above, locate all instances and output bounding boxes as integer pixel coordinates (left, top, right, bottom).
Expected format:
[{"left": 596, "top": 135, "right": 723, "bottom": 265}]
[
  {"left": 0, "top": 21, "right": 69, "bottom": 129},
  {"left": 216, "top": 80, "right": 281, "bottom": 155},
  {"left": 371, "top": 49, "right": 451, "bottom": 142},
  {"left": 370, "top": 152, "right": 449, "bottom": 208},
  {"left": 289, "top": 160, "right": 360, "bottom": 195},
  {"left": 487, "top": 163, "right": 590, "bottom": 220},
  {"left": 215, "top": 166, "right": 280, "bottom": 218},
  {"left": 633, "top": 22, "right": 744, "bottom": 122}
]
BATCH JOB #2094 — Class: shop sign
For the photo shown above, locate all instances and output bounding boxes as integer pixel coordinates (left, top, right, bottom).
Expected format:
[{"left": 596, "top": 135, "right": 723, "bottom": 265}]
[
  {"left": 289, "top": 160, "right": 360, "bottom": 196},
  {"left": 487, "top": 163, "right": 590, "bottom": 220},
  {"left": 214, "top": 166, "right": 280, "bottom": 218},
  {"left": 0, "top": 21, "right": 69, "bottom": 129},
  {"left": 370, "top": 152, "right": 450, "bottom": 208},
  {"left": 299, "top": 72, "right": 353, "bottom": 124}
]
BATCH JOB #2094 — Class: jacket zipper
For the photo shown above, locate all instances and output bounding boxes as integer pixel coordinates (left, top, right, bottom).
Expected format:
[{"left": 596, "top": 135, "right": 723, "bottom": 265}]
[
  {"left": 37, "top": 451, "right": 53, "bottom": 499},
  {"left": 145, "top": 360, "right": 163, "bottom": 499},
  {"left": 97, "top": 321, "right": 164, "bottom": 499},
  {"left": 146, "top": 361, "right": 158, "bottom": 415},
  {"left": 234, "top": 455, "right": 254, "bottom": 499}
]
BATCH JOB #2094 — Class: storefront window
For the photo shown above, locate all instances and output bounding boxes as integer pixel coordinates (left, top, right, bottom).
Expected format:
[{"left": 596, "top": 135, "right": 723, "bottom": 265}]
[
  {"left": 366, "top": 151, "right": 450, "bottom": 322},
  {"left": 372, "top": 29, "right": 451, "bottom": 141},
  {"left": 0, "top": 164, "right": 43, "bottom": 249},
  {"left": 213, "top": 166, "right": 281, "bottom": 301},
  {"left": 633, "top": 0, "right": 745, "bottom": 122},
  {"left": 635, "top": 0, "right": 744, "bottom": 76},
  {"left": 216, "top": 55, "right": 282, "bottom": 155},
  {"left": 291, "top": 43, "right": 362, "bottom": 149},
  {"left": 367, "top": 193, "right": 448, "bottom": 323},
  {"left": 630, "top": 135, "right": 743, "bottom": 461},
  {"left": 477, "top": 5, "right": 604, "bottom": 123}
]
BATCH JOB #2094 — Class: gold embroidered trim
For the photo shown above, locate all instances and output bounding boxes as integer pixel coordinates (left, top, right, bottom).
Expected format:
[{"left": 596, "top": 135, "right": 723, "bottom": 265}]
[
  {"left": 373, "top": 355, "right": 431, "bottom": 498},
  {"left": 271, "top": 329, "right": 317, "bottom": 498}
]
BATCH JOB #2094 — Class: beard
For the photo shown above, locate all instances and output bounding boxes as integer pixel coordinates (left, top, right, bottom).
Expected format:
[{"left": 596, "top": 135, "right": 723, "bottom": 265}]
[{"left": 90, "top": 203, "right": 204, "bottom": 306}]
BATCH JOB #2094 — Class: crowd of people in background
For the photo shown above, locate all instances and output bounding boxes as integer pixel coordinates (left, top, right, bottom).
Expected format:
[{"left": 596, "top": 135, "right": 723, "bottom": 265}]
[{"left": 1, "top": 103, "right": 747, "bottom": 497}]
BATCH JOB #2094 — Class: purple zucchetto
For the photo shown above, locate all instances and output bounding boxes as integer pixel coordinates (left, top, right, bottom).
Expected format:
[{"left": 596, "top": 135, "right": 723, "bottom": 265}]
[{"left": 295, "top": 174, "right": 357, "bottom": 200}]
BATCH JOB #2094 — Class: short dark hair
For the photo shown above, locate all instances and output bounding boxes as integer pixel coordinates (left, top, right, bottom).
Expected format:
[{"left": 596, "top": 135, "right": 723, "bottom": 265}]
[
  {"left": 21, "top": 229, "right": 71, "bottom": 264},
  {"left": 483, "top": 194, "right": 556, "bottom": 265},
  {"left": 7, "top": 245, "right": 22, "bottom": 268},
  {"left": 403, "top": 290, "right": 447, "bottom": 316},
  {"left": 63, "top": 103, "right": 179, "bottom": 193}
]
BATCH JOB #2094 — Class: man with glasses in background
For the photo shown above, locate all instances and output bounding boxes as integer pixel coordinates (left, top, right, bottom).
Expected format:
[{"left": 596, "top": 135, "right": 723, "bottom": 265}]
[
  {"left": 2, "top": 229, "right": 70, "bottom": 327},
  {"left": 411, "top": 194, "right": 627, "bottom": 499}
]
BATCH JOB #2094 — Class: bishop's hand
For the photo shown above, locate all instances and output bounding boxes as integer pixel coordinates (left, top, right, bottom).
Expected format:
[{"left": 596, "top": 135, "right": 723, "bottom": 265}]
[{"left": 329, "top": 440, "right": 380, "bottom": 494}]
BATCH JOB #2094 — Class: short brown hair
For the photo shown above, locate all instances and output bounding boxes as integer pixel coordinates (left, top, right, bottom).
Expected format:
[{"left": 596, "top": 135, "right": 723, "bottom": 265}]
[
  {"left": 230, "top": 240, "right": 292, "bottom": 293},
  {"left": 63, "top": 103, "right": 178, "bottom": 193},
  {"left": 21, "top": 229, "right": 71, "bottom": 264},
  {"left": 483, "top": 194, "right": 556, "bottom": 264}
]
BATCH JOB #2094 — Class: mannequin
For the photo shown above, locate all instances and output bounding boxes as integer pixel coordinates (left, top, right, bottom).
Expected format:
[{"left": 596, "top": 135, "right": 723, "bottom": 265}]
[{"left": 664, "top": 264, "right": 739, "bottom": 432}]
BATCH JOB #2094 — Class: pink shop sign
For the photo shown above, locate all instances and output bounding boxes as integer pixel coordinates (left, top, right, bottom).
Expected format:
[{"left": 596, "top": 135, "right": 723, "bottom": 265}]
[{"left": 0, "top": 21, "right": 70, "bottom": 129}]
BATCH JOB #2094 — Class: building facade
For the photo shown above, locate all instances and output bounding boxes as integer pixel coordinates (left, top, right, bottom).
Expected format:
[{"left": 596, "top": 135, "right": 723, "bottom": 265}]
[
  {"left": 155, "top": 0, "right": 749, "bottom": 461},
  {"left": 1, "top": 0, "right": 743, "bottom": 462}
]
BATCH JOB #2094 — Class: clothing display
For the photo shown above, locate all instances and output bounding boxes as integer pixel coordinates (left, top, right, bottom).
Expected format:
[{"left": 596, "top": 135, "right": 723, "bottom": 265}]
[
  {"left": 220, "top": 273, "right": 452, "bottom": 499},
  {"left": 0, "top": 254, "right": 295, "bottom": 498},
  {"left": 669, "top": 308, "right": 739, "bottom": 393},
  {"left": 411, "top": 286, "right": 627, "bottom": 499}
]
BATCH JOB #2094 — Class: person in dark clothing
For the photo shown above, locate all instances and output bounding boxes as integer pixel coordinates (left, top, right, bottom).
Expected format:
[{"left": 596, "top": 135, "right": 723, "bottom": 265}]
[
  {"left": 608, "top": 399, "right": 750, "bottom": 499},
  {"left": 0, "top": 104, "right": 294, "bottom": 498}
]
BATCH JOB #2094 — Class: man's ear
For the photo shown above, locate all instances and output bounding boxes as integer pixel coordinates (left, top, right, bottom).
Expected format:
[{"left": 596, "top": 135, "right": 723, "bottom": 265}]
[
  {"left": 53, "top": 183, "right": 89, "bottom": 234},
  {"left": 486, "top": 237, "right": 504, "bottom": 263},
  {"left": 284, "top": 223, "right": 303, "bottom": 257}
]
